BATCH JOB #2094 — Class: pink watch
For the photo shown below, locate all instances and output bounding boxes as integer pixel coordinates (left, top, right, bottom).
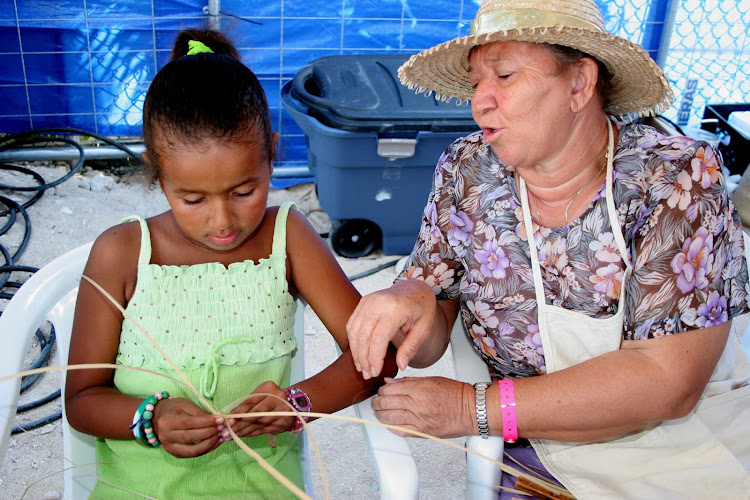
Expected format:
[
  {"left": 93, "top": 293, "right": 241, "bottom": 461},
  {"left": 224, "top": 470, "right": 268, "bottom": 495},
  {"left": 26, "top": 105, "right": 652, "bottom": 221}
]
[{"left": 284, "top": 387, "right": 311, "bottom": 434}]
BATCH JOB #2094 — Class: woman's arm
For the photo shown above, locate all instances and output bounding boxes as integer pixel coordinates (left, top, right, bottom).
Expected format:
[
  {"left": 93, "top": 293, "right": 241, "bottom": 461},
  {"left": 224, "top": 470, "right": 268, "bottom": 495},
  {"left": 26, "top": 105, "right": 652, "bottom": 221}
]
[
  {"left": 372, "top": 321, "right": 730, "bottom": 440},
  {"left": 504, "top": 322, "right": 730, "bottom": 441}
]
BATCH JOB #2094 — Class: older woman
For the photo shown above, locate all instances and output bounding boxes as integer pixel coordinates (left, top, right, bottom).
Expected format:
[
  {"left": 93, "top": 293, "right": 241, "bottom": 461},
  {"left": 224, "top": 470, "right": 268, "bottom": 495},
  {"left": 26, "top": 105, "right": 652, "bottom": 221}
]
[{"left": 346, "top": 0, "right": 750, "bottom": 497}]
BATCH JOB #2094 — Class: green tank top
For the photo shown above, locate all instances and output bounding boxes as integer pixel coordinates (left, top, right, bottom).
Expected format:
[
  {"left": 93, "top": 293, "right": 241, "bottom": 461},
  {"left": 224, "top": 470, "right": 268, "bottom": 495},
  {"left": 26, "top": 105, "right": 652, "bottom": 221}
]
[{"left": 92, "top": 202, "right": 303, "bottom": 499}]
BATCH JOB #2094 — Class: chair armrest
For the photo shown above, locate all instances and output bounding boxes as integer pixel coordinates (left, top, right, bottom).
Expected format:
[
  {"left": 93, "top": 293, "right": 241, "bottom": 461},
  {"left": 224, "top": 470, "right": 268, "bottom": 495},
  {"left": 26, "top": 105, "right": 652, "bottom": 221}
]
[
  {"left": 355, "top": 396, "right": 419, "bottom": 500},
  {"left": 331, "top": 318, "right": 418, "bottom": 499},
  {"left": 449, "top": 320, "right": 504, "bottom": 500}
]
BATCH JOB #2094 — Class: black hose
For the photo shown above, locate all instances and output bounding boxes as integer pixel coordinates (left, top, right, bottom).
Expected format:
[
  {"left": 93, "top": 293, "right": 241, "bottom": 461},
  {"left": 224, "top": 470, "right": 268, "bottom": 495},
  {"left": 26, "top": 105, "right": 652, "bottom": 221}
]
[
  {"left": 348, "top": 258, "right": 402, "bottom": 282},
  {"left": 17, "top": 390, "right": 62, "bottom": 412},
  {"left": 20, "top": 327, "right": 56, "bottom": 393},
  {"left": 0, "top": 163, "right": 54, "bottom": 203},
  {"left": 0, "top": 127, "right": 143, "bottom": 157},
  {"left": 0, "top": 196, "right": 32, "bottom": 268},
  {"left": 0, "top": 137, "right": 83, "bottom": 191},
  {"left": 11, "top": 411, "right": 63, "bottom": 434}
]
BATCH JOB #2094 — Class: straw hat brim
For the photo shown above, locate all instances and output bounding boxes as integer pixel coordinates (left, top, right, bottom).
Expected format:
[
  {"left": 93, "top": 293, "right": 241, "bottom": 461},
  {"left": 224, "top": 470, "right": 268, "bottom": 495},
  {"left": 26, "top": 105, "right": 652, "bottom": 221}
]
[{"left": 398, "top": 26, "right": 674, "bottom": 119}]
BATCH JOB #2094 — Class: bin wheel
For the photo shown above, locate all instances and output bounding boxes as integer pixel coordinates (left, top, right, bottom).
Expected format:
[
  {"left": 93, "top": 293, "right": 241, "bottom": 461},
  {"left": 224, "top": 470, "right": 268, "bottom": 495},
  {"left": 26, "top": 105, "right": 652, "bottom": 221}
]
[{"left": 330, "top": 219, "right": 381, "bottom": 258}]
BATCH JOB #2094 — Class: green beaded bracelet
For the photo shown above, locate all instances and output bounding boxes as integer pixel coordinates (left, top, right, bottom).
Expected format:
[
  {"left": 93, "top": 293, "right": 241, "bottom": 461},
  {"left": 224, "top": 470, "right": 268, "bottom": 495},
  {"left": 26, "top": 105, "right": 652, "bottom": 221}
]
[{"left": 130, "top": 391, "right": 171, "bottom": 447}]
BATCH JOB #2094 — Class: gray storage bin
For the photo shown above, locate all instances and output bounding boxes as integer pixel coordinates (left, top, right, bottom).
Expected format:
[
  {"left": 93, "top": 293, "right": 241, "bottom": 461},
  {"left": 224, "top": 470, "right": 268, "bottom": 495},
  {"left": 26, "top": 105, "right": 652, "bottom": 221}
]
[{"left": 282, "top": 54, "right": 479, "bottom": 257}]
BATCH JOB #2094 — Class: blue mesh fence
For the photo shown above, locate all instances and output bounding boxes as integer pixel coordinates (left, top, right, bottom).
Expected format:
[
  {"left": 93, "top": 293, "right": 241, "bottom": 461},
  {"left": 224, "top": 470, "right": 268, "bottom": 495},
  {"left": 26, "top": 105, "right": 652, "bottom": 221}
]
[{"left": 0, "top": 0, "right": 748, "bottom": 170}]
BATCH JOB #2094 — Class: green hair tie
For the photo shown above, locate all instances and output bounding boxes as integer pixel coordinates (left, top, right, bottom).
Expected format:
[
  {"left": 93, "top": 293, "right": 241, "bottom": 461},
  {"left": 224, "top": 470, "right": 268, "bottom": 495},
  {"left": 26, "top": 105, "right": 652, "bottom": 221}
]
[{"left": 186, "top": 40, "right": 214, "bottom": 56}]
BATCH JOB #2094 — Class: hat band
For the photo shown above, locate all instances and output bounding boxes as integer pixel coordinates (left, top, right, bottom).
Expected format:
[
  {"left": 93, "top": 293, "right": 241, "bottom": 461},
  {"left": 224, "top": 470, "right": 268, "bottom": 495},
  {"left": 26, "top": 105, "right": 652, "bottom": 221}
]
[{"left": 470, "top": 9, "right": 602, "bottom": 37}]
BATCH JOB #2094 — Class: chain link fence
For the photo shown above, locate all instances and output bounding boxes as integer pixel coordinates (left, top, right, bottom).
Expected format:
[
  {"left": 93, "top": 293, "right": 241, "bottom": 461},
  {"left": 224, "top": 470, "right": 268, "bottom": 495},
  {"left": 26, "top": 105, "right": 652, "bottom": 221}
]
[{"left": 0, "top": 0, "right": 748, "bottom": 166}]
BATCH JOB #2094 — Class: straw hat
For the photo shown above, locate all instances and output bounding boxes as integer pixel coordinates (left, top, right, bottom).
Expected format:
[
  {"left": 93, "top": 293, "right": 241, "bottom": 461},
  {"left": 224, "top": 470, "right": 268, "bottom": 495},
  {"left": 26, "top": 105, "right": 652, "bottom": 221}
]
[{"left": 398, "top": 0, "right": 674, "bottom": 118}]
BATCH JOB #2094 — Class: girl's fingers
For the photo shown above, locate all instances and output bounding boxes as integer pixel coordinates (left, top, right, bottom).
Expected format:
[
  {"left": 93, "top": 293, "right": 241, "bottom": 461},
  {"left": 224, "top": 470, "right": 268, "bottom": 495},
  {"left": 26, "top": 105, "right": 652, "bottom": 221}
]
[
  {"left": 166, "top": 434, "right": 220, "bottom": 458},
  {"left": 168, "top": 414, "right": 221, "bottom": 431},
  {"left": 232, "top": 416, "right": 293, "bottom": 437},
  {"left": 160, "top": 425, "right": 218, "bottom": 445}
]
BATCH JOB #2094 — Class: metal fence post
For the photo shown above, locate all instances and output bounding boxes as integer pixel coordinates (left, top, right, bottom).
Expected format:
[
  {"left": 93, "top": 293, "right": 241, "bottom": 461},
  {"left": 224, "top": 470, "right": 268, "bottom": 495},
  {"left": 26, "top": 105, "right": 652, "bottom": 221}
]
[{"left": 207, "top": 0, "right": 221, "bottom": 30}]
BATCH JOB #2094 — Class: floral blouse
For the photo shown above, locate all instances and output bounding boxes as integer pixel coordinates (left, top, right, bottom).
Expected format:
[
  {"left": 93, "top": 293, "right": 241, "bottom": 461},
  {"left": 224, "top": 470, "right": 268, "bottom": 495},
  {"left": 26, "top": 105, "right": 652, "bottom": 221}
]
[{"left": 397, "top": 122, "right": 750, "bottom": 378}]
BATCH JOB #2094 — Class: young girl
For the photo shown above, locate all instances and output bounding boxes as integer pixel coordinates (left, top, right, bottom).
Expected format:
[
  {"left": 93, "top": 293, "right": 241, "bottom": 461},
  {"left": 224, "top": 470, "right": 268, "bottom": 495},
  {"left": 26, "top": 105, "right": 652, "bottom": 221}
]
[{"left": 65, "top": 28, "right": 396, "bottom": 499}]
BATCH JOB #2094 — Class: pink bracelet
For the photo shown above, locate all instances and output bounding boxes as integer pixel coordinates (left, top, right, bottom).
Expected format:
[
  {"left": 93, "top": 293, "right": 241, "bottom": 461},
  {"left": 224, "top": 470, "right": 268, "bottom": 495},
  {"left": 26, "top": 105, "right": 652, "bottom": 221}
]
[{"left": 498, "top": 379, "right": 518, "bottom": 443}]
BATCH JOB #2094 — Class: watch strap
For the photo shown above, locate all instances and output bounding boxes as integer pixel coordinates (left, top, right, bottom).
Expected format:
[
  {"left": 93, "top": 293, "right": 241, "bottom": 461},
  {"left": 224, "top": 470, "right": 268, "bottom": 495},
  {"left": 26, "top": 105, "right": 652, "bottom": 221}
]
[{"left": 474, "top": 382, "right": 490, "bottom": 439}]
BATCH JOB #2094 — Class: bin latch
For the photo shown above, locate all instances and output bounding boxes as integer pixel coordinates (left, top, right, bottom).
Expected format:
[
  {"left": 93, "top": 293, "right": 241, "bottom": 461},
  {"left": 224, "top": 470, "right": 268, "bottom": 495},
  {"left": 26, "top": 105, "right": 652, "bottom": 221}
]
[{"left": 377, "top": 138, "right": 417, "bottom": 161}]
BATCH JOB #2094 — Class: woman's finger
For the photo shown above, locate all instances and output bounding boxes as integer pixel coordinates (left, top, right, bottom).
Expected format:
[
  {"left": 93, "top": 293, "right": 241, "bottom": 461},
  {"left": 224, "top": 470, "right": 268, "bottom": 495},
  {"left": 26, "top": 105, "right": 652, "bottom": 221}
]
[
  {"left": 371, "top": 392, "right": 414, "bottom": 412},
  {"left": 372, "top": 407, "right": 417, "bottom": 432},
  {"left": 362, "top": 309, "right": 405, "bottom": 379},
  {"left": 349, "top": 304, "right": 383, "bottom": 377},
  {"left": 385, "top": 423, "right": 422, "bottom": 438},
  {"left": 346, "top": 305, "right": 364, "bottom": 372}
]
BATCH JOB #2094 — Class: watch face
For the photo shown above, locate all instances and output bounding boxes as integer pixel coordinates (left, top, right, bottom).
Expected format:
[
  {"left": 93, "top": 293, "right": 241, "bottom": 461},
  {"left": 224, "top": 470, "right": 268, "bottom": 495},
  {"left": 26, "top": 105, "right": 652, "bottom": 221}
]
[{"left": 288, "top": 388, "right": 311, "bottom": 411}]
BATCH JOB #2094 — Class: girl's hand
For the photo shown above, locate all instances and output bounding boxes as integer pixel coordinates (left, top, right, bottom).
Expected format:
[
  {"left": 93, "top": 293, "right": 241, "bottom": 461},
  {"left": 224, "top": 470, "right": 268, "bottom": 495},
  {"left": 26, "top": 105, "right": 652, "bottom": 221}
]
[
  {"left": 151, "top": 397, "right": 223, "bottom": 458},
  {"left": 371, "top": 376, "right": 475, "bottom": 439},
  {"left": 226, "top": 381, "right": 297, "bottom": 438}
]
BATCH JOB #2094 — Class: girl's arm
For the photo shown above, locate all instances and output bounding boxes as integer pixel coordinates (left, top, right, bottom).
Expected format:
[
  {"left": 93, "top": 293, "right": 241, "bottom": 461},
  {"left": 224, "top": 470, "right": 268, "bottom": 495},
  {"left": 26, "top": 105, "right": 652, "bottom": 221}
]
[
  {"left": 65, "top": 222, "right": 144, "bottom": 439},
  {"left": 65, "top": 223, "right": 220, "bottom": 457},
  {"left": 284, "top": 208, "right": 399, "bottom": 414}
]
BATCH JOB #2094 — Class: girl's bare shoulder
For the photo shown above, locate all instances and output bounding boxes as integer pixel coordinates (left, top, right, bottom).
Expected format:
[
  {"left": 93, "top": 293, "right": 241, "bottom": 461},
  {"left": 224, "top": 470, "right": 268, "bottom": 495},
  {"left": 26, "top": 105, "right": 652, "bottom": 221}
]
[{"left": 90, "top": 218, "right": 142, "bottom": 266}]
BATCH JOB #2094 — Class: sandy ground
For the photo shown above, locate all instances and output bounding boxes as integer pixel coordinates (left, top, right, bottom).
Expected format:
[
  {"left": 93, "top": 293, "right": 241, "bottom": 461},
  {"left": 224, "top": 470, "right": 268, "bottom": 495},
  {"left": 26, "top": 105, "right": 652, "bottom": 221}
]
[{"left": 0, "top": 163, "right": 467, "bottom": 499}]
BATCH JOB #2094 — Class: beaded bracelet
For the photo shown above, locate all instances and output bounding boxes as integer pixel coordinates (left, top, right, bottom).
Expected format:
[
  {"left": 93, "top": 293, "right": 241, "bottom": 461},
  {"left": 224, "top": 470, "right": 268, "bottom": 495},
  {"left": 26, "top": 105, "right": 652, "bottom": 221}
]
[
  {"left": 130, "top": 391, "right": 172, "bottom": 447},
  {"left": 498, "top": 379, "right": 518, "bottom": 443}
]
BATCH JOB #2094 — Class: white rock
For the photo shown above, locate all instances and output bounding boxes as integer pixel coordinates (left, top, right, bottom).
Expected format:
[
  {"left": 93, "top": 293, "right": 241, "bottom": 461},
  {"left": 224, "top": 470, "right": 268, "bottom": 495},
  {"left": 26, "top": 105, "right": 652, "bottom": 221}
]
[
  {"left": 76, "top": 176, "right": 91, "bottom": 190},
  {"left": 60, "top": 207, "right": 73, "bottom": 215},
  {"left": 90, "top": 173, "right": 115, "bottom": 192},
  {"left": 43, "top": 491, "right": 61, "bottom": 500}
]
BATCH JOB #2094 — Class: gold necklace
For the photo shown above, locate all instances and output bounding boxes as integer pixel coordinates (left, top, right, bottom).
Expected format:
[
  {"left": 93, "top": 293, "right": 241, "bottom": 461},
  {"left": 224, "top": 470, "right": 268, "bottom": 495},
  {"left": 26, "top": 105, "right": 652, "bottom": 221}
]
[{"left": 533, "top": 151, "right": 608, "bottom": 227}]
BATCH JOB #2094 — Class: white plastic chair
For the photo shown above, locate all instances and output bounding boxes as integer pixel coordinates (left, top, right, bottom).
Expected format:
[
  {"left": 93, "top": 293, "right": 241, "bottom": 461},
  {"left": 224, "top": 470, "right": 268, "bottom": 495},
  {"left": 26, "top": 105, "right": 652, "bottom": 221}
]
[
  {"left": 352, "top": 316, "right": 503, "bottom": 499},
  {"left": 449, "top": 319, "right": 505, "bottom": 499},
  {"left": 0, "top": 242, "right": 418, "bottom": 499}
]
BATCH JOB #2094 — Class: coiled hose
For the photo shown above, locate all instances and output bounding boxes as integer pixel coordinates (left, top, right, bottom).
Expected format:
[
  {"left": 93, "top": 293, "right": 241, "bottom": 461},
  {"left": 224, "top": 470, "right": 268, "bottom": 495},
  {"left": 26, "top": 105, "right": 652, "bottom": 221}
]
[{"left": 0, "top": 128, "right": 142, "bottom": 434}]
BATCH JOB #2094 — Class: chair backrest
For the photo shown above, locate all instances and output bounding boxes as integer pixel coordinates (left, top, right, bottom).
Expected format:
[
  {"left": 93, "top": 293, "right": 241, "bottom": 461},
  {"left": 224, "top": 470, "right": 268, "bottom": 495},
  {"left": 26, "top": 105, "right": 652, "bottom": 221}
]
[{"left": 0, "top": 242, "right": 312, "bottom": 499}]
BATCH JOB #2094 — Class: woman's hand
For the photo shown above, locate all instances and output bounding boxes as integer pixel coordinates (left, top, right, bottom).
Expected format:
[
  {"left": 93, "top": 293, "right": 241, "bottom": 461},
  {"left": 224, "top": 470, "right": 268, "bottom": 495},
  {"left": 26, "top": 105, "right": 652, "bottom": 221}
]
[
  {"left": 151, "top": 397, "right": 222, "bottom": 458},
  {"left": 371, "top": 377, "right": 476, "bottom": 439},
  {"left": 347, "top": 279, "right": 444, "bottom": 378},
  {"left": 226, "top": 381, "right": 297, "bottom": 438}
]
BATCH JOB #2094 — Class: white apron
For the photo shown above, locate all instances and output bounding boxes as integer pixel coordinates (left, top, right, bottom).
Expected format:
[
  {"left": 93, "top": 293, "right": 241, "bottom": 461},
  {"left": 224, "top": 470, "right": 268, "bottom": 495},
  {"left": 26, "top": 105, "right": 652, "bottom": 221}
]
[{"left": 518, "top": 120, "right": 750, "bottom": 499}]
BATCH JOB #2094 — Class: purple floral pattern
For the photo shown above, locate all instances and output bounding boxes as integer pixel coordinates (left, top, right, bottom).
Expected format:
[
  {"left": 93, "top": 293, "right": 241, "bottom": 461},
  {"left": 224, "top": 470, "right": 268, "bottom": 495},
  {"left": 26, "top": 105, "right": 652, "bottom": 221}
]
[{"left": 397, "top": 123, "right": 749, "bottom": 378}]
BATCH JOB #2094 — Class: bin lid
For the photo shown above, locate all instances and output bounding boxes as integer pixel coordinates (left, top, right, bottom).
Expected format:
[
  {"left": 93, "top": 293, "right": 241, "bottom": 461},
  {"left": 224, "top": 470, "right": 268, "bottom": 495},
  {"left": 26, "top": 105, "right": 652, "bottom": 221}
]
[{"left": 289, "top": 54, "right": 478, "bottom": 133}]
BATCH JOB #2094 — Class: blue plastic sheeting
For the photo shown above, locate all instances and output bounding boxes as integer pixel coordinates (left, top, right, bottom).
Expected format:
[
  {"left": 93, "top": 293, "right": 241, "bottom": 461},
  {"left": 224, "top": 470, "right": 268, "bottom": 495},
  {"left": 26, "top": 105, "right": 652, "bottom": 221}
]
[
  {"left": 1, "top": 0, "right": 748, "bottom": 171},
  {"left": 0, "top": 0, "right": 484, "bottom": 174}
]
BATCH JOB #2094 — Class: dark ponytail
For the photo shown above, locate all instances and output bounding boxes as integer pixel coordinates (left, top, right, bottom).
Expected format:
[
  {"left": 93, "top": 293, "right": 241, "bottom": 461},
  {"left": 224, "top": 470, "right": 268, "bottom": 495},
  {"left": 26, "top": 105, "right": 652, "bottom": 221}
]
[{"left": 143, "top": 28, "right": 273, "bottom": 177}]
